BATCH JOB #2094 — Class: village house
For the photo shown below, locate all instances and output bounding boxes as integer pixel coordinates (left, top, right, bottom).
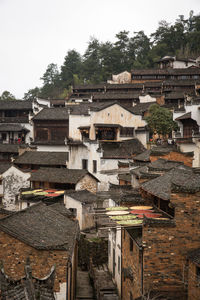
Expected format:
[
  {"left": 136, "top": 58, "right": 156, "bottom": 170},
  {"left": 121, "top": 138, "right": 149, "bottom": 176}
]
[
  {"left": 0, "top": 202, "right": 79, "bottom": 300},
  {"left": 187, "top": 248, "right": 200, "bottom": 300},
  {"left": 14, "top": 150, "right": 68, "bottom": 170},
  {"left": 121, "top": 168, "right": 200, "bottom": 300},
  {"left": 30, "top": 167, "right": 99, "bottom": 193},
  {"left": 31, "top": 107, "right": 69, "bottom": 151},
  {"left": 0, "top": 100, "right": 33, "bottom": 144},
  {"left": 64, "top": 189, "right": 99, "bottom": 230}
]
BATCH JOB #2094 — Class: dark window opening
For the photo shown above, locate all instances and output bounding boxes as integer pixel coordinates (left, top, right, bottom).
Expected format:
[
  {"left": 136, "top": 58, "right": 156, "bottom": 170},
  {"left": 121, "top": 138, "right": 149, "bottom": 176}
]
[
  {"left": 82, "top": 159, "right": 88, "bottom": 170},
  {"left": 130, "top": 238, "right": 133, "bottom": 252},
  {"left": 120, "top": 127, "right": 134, "bottom": 137},
  {"left": 93, "top": 160, "right": 97, "bottom": 173}
]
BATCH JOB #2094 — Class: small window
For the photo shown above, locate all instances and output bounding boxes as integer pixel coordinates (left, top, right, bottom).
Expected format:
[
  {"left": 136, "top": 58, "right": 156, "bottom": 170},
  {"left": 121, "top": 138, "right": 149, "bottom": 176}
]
[
  {"left": 82, "top": 159, "right": 88, "bottom": 170},
  {"left": 196, "top": 266, "right": 200, "bottom": 283},
  {"left": 69, "top": 208, "right": 77, "bottom": 216},
  {"left": 118, "top": 256, "right": 120, "bottom": 274},
  {"left": 130, "top": 238, "right": 133, "bottom": 251},
  {"left": 120, "top": 127, "right": 134, "bottom": 137},
  {"left": 93, "top": 160, "right": 97, "bottom": 173}
]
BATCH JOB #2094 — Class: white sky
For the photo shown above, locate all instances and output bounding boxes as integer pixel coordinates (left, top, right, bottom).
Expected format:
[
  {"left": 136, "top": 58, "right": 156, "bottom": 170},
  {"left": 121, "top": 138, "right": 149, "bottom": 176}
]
[{"left": 0, "top": 0, "right": 199, "bottom": 98}]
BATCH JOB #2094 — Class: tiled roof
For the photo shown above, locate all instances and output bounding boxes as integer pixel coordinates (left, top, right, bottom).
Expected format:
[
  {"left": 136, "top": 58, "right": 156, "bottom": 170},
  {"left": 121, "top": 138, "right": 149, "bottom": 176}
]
[
  {"left": 100, "top": 139, "right": 146, "bottom": 159},
  {"left": 33, "top": 107, "right": 69, "bottom": 120},
  {"left": 0, "top": 263, "right": 55, "bottom": 299},
  {"left": 175, "top": 112, "right": 191, "bottom": 120},
  {"left": 148, "top": 158, "right": 184, "bottom": 172},
  {"left": 30, "top": 167, "right": 99, "bottom": 184},
  {"left": 0, "top": 144, "right": 19, "bottom": 153},
  {"left": 66, "top": 189, "right": 99, "bottom": 204},
  {"left": 141, "top": 167, "right": 194, "bottom": 200},
  {"left": 93, "top": 93, "right": 139, "bottom": 100},
  {"left": 0, "top": 202, "right": 79, "bottom": 251},
  {"left": 132, "top": 68, "right": 200, "bottom": 75},
  {"left": 0, "top": 124, "right": 29, "bottom": 132},
  {"left": 14, "top": 151, "right": 68, "bottom": 166},
  {"left": 0, "top": 163, "right": 11, "bottom": 174},
  {"left": 133, "top": 150, "right": 151, "bottom": 162},
  {"left": 0, "top": 100, "right": 32, "bottom": 110},
  {"left": 130, "top": 102, "right": 156, "bottom": 115}
]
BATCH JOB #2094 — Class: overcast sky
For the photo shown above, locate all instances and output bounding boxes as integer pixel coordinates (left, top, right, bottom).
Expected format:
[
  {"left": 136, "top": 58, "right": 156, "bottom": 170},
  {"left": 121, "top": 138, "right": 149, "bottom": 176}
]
[{"left": 0, "top": 0, "right": 199, "bottom": 99}]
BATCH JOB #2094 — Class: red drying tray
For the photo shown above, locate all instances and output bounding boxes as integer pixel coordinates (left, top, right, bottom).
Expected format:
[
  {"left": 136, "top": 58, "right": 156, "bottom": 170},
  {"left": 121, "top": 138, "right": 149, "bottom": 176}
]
[
  {"left": 46, "top": 193, "right": 60, "bottom": 197},
  {"left": 137, "top": 213, "right": 162, "bottom": 218},
  {"left": 130, "top": 210, "right": 154, "bottom": 214},
  {"left": 45, "top": 189, "right": 57, "bottom": 193}
]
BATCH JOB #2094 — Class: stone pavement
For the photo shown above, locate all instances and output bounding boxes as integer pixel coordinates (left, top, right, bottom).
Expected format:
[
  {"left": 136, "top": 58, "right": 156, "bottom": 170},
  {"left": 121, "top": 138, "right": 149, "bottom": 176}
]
[{"left": 76, "top": 269, "right": 94, "bottom": 300}]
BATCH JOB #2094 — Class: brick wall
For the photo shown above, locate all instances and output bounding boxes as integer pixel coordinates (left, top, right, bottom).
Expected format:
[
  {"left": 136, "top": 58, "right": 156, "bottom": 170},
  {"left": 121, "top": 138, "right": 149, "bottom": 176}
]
[
  {"left": 188, "top": 261, "right": 200, "bottom": 300},
  {"left": 150, "top": 151, "right": 193, "bottom": 167},
  {"left": 122, "top": 229, "right": 142, "bottom": 300},
  {"left": 0, "top": 231, "right": 70, "bottom": 293}
]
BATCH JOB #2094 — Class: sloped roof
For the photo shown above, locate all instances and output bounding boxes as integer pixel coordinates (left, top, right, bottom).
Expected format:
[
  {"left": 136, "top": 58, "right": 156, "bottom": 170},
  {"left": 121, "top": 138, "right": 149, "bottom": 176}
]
[
  {"left": 30, "top": 167, "right": 99, "bottom": 184},
  {"left": 93, "top": 92, "right": 139, "bottom": 100},
  {"left": 0, "top": 124, "right": 29, "bottom": 132},
  {"left": 0, "top": 100, "right": 32, "bottom": 110},
  {"left": 133, "top": 150, "right": 151, "bottom": 162},
  {"left": 130, "top": 102, "right": 156, "bottom": 115},
  {"left": 100, "top": 139, "right": 146, "bottom": 159},
  {"left": 0, "top": 163, "right": 11, "bottom": 174},
  {"left": 141, "top": 167, "right": 194, "bottom": 200},
  {"left": 33, "top": 107, "right": 69, "bottom": 120},
  {"left": 0, "top": 202, "right": 79, "bottom": 251},
  {"left": 14, "top": 151, "right": 68, "bottom": 166},
  {"left": 0, "top": 144, "right": 19, "bottom": 153},
  {"left": 66, "top": 189, "right": 99, "bottom": 204},
  {"left": 175, "top": 112, "right": 192, "bottom": 120},
  {"left": 0, "top": 263, "right": 55, "bottom": 299}
]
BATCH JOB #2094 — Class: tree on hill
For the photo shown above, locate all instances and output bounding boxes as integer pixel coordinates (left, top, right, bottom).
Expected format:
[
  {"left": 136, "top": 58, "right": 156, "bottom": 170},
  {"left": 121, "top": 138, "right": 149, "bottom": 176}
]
[
  {"left": 145, "top": 104, "right": 178, "bottom": 140},
  {"left": 0, "top": 91, "right": 16, "bottom": 100}
]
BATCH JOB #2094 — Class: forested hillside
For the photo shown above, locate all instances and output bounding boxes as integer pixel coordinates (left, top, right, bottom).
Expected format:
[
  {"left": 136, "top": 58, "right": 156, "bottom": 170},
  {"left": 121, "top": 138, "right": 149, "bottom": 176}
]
[{"left": 24, "top": 11, "right": 200, "bottom": 100}]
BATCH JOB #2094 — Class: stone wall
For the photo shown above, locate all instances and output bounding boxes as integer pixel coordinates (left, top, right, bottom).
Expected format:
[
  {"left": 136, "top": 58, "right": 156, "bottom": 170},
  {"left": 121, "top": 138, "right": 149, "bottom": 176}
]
[{"left": 76, "top": 174, "right": 98, "bottom": 193}]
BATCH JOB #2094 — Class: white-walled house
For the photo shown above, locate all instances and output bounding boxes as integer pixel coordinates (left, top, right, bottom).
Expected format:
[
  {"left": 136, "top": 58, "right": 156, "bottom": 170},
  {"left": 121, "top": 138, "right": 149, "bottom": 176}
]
[
  {"left": 64, "top": 190, "right": 98, "bottom": 230},
  {"left": 173, "top": 100, "right": 200, "bottom": 166},
  {"left": 2, "top": 165, "right": 30, "bottom": 211}
]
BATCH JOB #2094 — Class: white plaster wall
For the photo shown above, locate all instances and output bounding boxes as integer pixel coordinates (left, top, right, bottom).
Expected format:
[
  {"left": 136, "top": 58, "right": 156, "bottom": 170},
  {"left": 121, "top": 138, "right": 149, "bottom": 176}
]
[
  {"left": 68, "top": 114, "right": 90, "bottom": 140},
  {"left": 139, "top": 95, "right": 156, "bottom": 103},
  {"left": 64, "top": 195, "right": 83, "bottom": 229},
  {"left": 179, "top": 143, "right": 196, "bottom": 153},
  {"left": 0, "top": 183, "right": 3, "bottom": 195},
  {"left": 89, "top": 104, "right": 146, "bottom": 140},
  {"left": 193, "top": 142, "right": 200, "bottom": 167},
  {"left": 173, "top": 61, "right": 196, "bottom": 68},
  {"left": 108, "top": 227, "right": 122, "bottom": 297},
  {"left": 54, "top": 282, "right": 67, "bottom": 300},
  {"left": 136, "top": 131, "right": 148, "bottom": 148},
  {"left": 36, "top": 145, "right": 68, "bottom": 152},
  {"left": 2, "top": 166, "right": 30, "bottom": 211}
]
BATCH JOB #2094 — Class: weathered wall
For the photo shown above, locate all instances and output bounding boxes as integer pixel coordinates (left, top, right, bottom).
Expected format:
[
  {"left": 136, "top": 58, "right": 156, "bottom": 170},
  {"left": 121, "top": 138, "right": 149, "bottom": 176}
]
[
  {"left": 2, "top": 166, "right": 30, "bottom": 210},
  {"left": 188, "top": 261, "right": 200, "bottom": 300},
  {"left": 0, "top": 231, "right": 70, "bottom": 297},
  {"left": 122, "top": 228, "right": 142, "bottom": 300},
  {"left": 76, "top": 174, "right": 98, "bottom": 193}
]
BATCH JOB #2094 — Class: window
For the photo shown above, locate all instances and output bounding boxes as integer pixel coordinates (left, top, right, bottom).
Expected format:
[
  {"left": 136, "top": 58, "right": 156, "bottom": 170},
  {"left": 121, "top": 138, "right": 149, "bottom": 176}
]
[
  {"left": 82, "top": 159, "right": 88, "bottom": 170},
  {"left": 120, "top": 127, "right": 134, "bottom": 137},
  {"left": 93, "top": 160, "right": 97, "bottom": 173},
  {"left": 130, "top": 238, "right": 133, "bottom": 251},
  {"left": 118, "top": 256, "right": 120, "bottom": 274}
]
